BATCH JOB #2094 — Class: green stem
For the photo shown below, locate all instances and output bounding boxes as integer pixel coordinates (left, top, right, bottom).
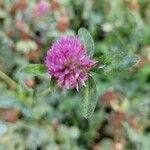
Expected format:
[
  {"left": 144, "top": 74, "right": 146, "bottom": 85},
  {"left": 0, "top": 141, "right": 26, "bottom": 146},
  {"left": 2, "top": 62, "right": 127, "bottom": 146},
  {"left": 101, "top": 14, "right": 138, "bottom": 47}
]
[
  {"left": 0, "top": 70, "right": 18, "bottom": 90},
  {"left": 112, "top": 30, "right": 127, "bottom": 51}
]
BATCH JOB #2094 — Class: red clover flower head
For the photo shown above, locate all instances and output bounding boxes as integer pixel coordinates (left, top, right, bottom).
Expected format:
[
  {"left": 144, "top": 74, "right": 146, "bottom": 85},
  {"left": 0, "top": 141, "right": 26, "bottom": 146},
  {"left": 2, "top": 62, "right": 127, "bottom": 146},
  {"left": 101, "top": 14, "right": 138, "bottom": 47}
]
[
  {"left": 45, "top": 37, "right": 96, "bottom": 91},
  {"left": 34, "top": 0, "right": 49, "bottom": 17}
]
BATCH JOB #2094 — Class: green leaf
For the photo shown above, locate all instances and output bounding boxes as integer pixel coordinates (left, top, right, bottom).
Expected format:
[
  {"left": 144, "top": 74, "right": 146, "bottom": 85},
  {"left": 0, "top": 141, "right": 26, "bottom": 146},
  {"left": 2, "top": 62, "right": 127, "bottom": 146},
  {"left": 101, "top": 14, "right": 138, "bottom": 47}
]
[
  {"left": 20, "top": 64, "right": 47, "bottom": 76},
  {"left": 0, "top": 96, "right": 22, "bottom": 109},
  {"left": 78, "top": 28, "right": 95, "bottom": 56},
  {"left": 117, "top": 54, "right": 140, "bottom": 70},
  {"left": 0, "top": 9, "right": 8, "bottom": 19},
  {"left": 95, "top": 52, "right": 140, "bottom": 74},
  {"left": 79, "top": 77, "right": 97, "bottom": 118}
]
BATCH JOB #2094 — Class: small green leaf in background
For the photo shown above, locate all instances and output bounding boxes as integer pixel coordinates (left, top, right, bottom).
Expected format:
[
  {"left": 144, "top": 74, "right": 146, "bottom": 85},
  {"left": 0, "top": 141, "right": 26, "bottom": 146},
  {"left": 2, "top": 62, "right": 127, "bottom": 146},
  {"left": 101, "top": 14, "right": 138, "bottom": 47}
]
[
  {"left": 0, "top": 96, "right": 22, "bottom": 110},
  {"left": 78, "top": 28, "right": 95, "bottom": 57},
  {"left": 79, "top": 77, "right": 97, "bottom": 119},
  {"left": 16, "top": 40, "right": 38, "bottom": 53},
  {"left": 20, "top": 64, "right": 47, "bottom": 76}
]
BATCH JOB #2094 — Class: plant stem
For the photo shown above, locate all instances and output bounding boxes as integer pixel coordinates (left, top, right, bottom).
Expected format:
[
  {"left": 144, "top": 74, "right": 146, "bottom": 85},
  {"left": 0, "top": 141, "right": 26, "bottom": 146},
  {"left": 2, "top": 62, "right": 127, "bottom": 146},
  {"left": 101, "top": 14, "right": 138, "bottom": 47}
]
[
  {"left": 0, "top": 70, "right": 18, "bottom": 90},
  {"left": 112, "top": 30, "right": 127, "bottom": 51}
]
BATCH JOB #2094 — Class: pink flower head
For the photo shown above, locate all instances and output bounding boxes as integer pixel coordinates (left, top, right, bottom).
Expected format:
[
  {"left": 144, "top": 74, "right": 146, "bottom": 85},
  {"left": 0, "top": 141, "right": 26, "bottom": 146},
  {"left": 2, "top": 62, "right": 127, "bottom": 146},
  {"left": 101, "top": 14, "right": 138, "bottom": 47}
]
[
  {"left": 33, "top": 0, "right": 49, "bottom": 17},
  {"left": 45, "top": 37, "right": 96, "bottom": 91}
]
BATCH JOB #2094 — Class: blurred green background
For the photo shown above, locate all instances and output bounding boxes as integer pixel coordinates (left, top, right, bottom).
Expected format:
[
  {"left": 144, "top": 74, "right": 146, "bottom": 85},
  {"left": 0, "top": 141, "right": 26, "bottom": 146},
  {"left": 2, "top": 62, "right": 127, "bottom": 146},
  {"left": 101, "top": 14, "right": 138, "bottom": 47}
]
[{"left": 0, "top": 0, "right": 150, "bottom": 149}]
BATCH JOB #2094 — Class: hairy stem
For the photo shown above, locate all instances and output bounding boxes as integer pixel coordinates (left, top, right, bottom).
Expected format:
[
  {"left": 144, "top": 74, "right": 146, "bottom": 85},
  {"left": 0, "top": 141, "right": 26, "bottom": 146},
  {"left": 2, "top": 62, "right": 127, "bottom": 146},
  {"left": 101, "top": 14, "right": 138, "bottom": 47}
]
[{"left": 0, "top": 70, "right": 18, "bottom": 90}]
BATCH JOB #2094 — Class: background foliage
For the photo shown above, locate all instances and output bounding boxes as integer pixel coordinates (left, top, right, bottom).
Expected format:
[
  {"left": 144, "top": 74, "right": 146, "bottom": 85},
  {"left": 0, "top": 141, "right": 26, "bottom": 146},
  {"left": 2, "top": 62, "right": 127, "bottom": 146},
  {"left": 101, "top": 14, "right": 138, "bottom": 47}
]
[{"left": 0, "top": 0, "right": 150, "bottom": 149}]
